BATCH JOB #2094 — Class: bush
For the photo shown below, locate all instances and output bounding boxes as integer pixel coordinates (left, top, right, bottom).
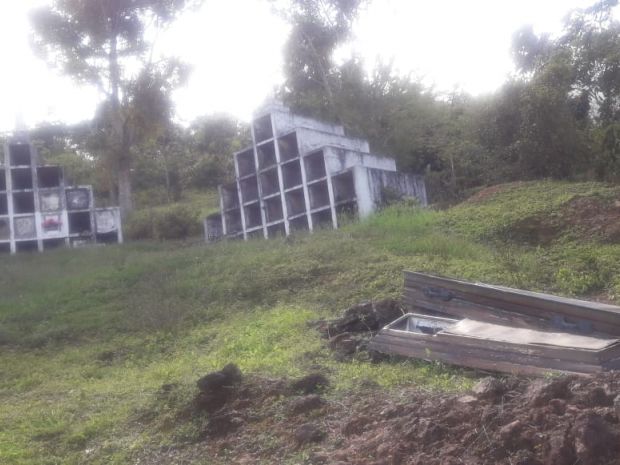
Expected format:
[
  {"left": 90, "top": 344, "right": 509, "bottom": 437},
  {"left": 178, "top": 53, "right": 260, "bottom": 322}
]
[
  {"left": 125, "top": 205, "right": 202, "bottom": 241},
  {"left": 186, "top": 154, "right": 233, "bottom": 190}
]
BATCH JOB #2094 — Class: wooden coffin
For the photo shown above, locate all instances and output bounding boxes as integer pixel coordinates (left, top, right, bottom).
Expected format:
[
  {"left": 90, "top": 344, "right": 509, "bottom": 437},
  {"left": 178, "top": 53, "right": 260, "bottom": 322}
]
[
  {"left": 369, "top": 313, "right": 620, "bottom": 376},
  {"left": 403, "top": 271, "right": 620, "bottom": 336}
]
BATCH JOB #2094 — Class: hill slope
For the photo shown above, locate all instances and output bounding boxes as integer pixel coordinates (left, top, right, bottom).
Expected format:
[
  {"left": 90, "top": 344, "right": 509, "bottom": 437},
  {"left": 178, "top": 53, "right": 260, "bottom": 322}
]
[{"left": 2, "top": 180, "right": 620, "bottom": 465}]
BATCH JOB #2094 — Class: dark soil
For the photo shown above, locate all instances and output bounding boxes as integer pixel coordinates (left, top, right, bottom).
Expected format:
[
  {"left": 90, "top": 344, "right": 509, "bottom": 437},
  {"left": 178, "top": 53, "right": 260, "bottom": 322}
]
[
  {"left": 312, "top": 298, "right": 405, "bottom": 361},
  {"left": 138, "top": 370, "right": 620, "bottom": 465}
]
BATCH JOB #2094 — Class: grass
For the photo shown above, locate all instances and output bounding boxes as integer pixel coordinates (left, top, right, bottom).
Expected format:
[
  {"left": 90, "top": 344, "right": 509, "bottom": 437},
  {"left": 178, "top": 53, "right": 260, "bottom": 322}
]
[{"left": 2, "top": 180, "right": 620, "bottom": 464}]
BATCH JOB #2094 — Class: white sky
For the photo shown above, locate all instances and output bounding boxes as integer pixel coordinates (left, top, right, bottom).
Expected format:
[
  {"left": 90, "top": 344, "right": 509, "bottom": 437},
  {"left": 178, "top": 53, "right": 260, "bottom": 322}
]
[{"left": 0, "top": 0, "right": 614, "bottom": 131}]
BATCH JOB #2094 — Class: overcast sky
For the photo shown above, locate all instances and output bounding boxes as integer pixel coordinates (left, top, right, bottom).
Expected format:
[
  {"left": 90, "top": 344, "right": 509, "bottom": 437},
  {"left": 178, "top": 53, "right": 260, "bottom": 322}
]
[{"left": 0, "top": 0, "right": 615, "bottom": 131}]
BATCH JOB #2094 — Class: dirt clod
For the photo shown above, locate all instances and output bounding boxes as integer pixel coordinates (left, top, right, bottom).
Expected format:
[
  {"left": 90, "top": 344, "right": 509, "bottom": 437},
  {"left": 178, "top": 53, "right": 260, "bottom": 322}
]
[
  {"left": 526, "top": 376, "right": 574, "bottom": 407},
  {"left": 573, "top": 412, "right": 620, "bottom": 464},
  {"left": 290, "top": 373, "right": 329, "bottom": 394},
  {"left": 472, "top": 376, "right": 506, "bottom": 400},
  {"left": 290, "top": 395, "right": 324, "bottom": 414},
  {"left": 322, "top": 299, "right": 404, "bottom": 337},
  {"left": 203, "top": 411, "right": 244, "bottom": 438},
  {"left": 194, "top": 363, "right": 243, "bottom": 413},
  {"left": 294, "top": 423, "right": 325, "bottom": 445},
  {"left": 197, "top": 363, "right": 242, "bottom": 393}
]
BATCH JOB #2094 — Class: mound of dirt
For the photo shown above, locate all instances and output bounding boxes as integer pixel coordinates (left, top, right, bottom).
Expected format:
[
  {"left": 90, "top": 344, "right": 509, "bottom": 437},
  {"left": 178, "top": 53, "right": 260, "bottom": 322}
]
[
  {"left": 561, "top": 196, "right": 620, "bottom": 243},
  {"left": 321, "top": 373, "right": 620, "bottom": 465},
  {"left": 141, "top": 370, "right": 620, "bottom": 465},
  {"left": 499, "top": 194, "right": 620, "bottom": 245},
  {"left": 317, "top": 299, "right": 404, "bottom": 337},
  {"left": 313, "top": 299, "right": 404, "bottom": 360}
]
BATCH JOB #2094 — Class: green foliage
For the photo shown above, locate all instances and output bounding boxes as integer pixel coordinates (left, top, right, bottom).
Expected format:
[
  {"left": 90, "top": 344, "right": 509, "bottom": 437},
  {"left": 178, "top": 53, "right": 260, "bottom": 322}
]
[
  {"left": 442, "top": 181, "right": 612, "bottom": 241},
  {"left": 278, "top": 0, "right": 366, "bottom": 120},
  {"left": 185, "top": 153, "right": 233, "bottom": 190},
  {"left": 276, "top": 0, "right": 620, "bottom": 201},
  {"left": 30, "top": 0, "right": 195, "bottom": 214},
  {"left": 125, "top": 204, "right": 202, "bottom": 240}
]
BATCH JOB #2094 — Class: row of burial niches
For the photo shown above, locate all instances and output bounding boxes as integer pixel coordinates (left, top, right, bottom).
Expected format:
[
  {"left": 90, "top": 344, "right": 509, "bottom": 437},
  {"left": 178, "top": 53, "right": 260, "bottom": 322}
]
[
  {"left": 221, "top": 158, "right": 358, "bottom": 239},
  {"left": 233, "top": 147, "right": 328, "bottom": 206},
  {"left": 1, "top": 165, "right": 64, "bottom": 192},
  {"left": 236, "top": 132, "right": 300, "bottom": 179},
  {"left": 0, "top": 174, "right": 92, "bottom": 214},
  {"left": 0, "top": 188, "right": 97, "bottom": 249}
]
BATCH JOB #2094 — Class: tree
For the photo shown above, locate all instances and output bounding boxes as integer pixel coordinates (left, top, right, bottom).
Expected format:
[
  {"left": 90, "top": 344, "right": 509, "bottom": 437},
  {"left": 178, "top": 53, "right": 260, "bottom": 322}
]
[
  {"left": 185, "top": 115, "right": 249, "bottom": 190},
  {"left": 504, "top": 1, "right": 620, "bottom": 180},
  {"left": 30, "top": 0, "right": 194, "bottom": 216},
  {"left": 277, "top": 0, "right": 365, "bottom": 121}
]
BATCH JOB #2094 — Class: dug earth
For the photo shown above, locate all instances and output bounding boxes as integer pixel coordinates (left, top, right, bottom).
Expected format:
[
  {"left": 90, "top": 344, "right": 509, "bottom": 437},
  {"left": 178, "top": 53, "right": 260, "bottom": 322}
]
[{"left": 146, "top": 362, "right": 620, "bottom": 465}]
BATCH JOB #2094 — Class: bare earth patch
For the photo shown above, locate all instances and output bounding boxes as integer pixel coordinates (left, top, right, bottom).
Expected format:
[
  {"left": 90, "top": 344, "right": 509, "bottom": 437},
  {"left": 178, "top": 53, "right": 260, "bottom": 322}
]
[{"left": 135, "top": 370, "right": 620, "bottom": 465}]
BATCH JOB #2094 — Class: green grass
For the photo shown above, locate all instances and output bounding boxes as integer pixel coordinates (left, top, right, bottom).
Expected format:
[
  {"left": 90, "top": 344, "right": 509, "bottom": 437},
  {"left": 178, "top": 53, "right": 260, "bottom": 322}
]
[
  {"left": 2, "top": 180, "right": 620, "bottom": 464},
  {"left": 444, "top": 180, "right": 620, "bottom": 241}
]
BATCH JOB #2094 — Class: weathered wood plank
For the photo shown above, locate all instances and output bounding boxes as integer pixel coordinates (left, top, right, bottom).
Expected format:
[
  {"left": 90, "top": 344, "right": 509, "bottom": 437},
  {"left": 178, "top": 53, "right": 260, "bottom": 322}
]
[
  {"left": 402, "top": 289, "right": 549, "bottom": 329},
  {"left": 404, "top": 271, "right": 620, "bottom": 335},
  {"left": 370, "top": 335, "right": 602, "bottom": 375},
  {"left": 369, "top": 340, "right": 598, "bottom": 376},
  {"left": 376, "top": 330, "right": 606, "bottom": 366}
]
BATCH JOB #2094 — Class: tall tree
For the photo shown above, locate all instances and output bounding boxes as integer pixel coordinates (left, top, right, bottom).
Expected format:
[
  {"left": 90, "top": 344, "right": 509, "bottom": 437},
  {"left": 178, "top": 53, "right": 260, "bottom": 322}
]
[
  {"left": 30, "top": 0, "right": 193, "bottom": 215},
  {"left": 277, "top": 0, "right": 365, "bottom": 121},
  {"left": 507, "top": 0, "right": 620, "bottom": 179}
]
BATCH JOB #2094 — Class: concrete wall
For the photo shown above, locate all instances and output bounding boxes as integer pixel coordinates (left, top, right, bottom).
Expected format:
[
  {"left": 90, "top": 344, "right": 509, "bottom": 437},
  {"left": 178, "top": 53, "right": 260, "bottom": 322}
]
[
  {"left": 323, "top": 147, "right": 396, "bottom": 175},
  {"left": 294, "top": 127, "right": 370, "bottom": 154},
  {"left": 353, "top": 166, "right": 428, "bottom": 218},
  {"left": 256, "top": 102, "right": 346, "bottom": 137}
]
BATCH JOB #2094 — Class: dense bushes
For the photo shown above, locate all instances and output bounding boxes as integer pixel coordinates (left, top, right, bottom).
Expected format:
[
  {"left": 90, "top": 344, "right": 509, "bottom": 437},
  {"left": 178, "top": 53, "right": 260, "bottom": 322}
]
[{"left": 125, "top": 204, "right": 202, "bottom": 240}]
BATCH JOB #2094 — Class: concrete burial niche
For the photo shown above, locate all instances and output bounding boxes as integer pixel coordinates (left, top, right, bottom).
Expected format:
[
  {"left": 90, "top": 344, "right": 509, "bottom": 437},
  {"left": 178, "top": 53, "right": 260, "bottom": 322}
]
[
  {"left": 205, "top": 103, "right": 427, "bottom": 242},
  {"left": 8, "top": 143, "right": 32, "bottom": 166},
  {"left": 282, "top": 160, "right": 302, "bottom": 189},
  {"left": 66, "top": 188, "right": 91, "bottom": 210},
  {"left": 14, "top": 216, "right": 36, "bottom": 239},
  {"left": 37, "top": 166, "right": 63, "bottom": 188},
  {"left": 95, "top": 208, "right": 123, "bottom": 243},
  {"left": 236, "top": 149, "right": 256, "bottom": 177},
  {"left": 259, "top": 168, "right": 279, "bottom": 197},
  {"left": 277, "top": 132, "right": 299, "bottom": 162},
  {"left": 11, "top": 168, "right": 33, "bottom": 190},
  {"left": 253, "top": 114, "right": 274, "bottom": 143},
  {"left": 40, "top": 190, "right": 62, "bottom": 212},
  {"left": 264, "top": 196, "right": 284, "bottom": 223},
  {"left": 68, "top": 211, "right": 93, "bottom": 235},
  {"left": 204, "top": 213, "right": 224, "bottom": 242},
  {"left": 13, "top": 192, "right": 35, "bottom": 214},
  {"left": 257, "top": 141, "right": 277, "bottom": 169},
  {"left": 0, "top": 168, "right": 6, "bottom": 191},
  {"left": 41, "top": 213, "right": 63, "bottom": 235},
  {"left": 0, "top": 218, "right": 10, "bottom": 241},
  {"left": 1, "top": 135, "right": 123, "bottom": 254},
  {"left": 0, "top": 194, "right": 8, "bottom": 215}
]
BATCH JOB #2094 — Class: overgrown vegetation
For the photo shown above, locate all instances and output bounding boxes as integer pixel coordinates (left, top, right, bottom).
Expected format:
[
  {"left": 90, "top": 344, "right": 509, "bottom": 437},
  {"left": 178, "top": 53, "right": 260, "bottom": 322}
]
[
  {"left": 2, "top": 181, "right": 620, "bottom": 464},
  {"left": 124, "top": 190, "right": 219, "bottom": 240},
  {"left": 29, "top": 1, "right": 620, "bottom": 208}
]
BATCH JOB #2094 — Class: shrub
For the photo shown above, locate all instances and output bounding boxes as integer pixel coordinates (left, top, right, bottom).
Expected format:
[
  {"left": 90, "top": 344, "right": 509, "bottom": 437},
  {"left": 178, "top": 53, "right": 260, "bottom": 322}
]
[{"left": 125, "top": 205, "right": 202, "bottom": 241}]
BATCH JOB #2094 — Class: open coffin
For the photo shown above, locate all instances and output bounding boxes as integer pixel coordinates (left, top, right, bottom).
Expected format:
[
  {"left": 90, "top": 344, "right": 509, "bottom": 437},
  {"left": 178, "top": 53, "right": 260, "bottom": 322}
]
[{"left": 369, "top": 313, "right": 620, "bottom": 375}]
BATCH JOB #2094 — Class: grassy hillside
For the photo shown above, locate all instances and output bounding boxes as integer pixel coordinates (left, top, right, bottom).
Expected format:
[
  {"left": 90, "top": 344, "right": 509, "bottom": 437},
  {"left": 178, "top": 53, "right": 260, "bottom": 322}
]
[{"left": 2, "top": 180, "right": 620, "bottom": 464}]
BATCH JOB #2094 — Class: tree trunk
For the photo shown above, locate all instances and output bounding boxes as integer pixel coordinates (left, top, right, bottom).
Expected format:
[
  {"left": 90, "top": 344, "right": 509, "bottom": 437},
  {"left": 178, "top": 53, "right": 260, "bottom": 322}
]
[
  {"left": 302, "top": 30, "right": 341, "bottom": 124},
  {"left": 109, "top": 26, "right": 133, "bottom": 217},
  {"left": 160, "top": 150, "right": 172, "bottom": 203},
  {"left": 118, "top": 154, "right": 133, "bottom": 217}
]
